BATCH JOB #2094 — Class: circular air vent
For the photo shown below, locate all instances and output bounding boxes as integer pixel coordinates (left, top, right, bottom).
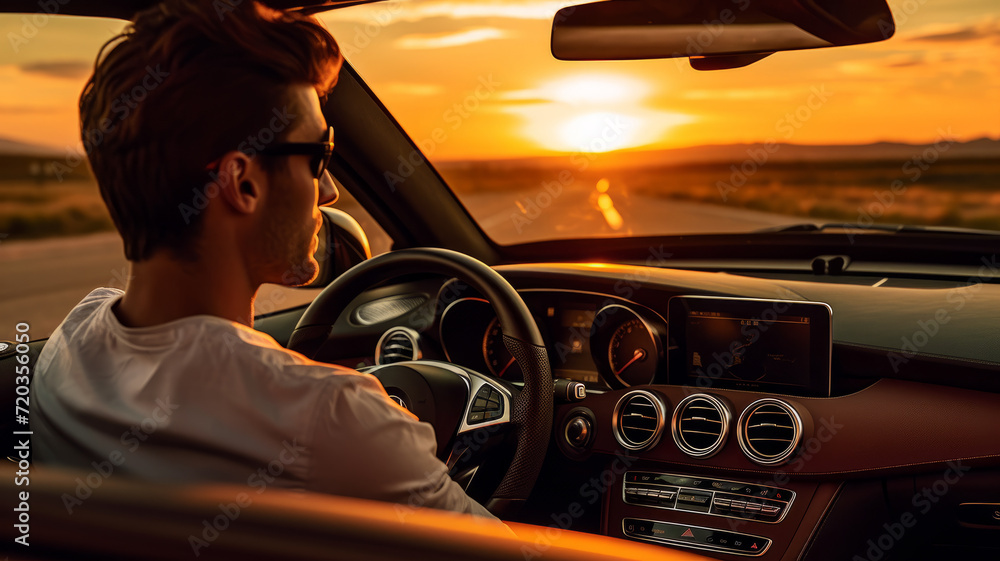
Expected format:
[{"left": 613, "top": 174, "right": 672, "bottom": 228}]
[
  {"left": 671, "top": 393, "right": 731, "bottom": 458},
  {"left": 375, "top": 327, "right": 420, "bottom": 365},
  {"left": 613, "top": 390, "right": 667, "bottom": 451},
  {"left": 737, "top": 398, "right": 803, "bottom": 466}
]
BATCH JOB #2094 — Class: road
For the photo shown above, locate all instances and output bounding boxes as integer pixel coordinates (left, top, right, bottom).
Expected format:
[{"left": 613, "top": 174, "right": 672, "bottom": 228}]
[
  {"left": 0, "top": 194, "right": 803, "bottom": 342},
  {"left": 0, "top": 233, "right": 318, "bottom": 342},
  {"left": 465, "top": 189, "right": 804, "bottom": 244}
]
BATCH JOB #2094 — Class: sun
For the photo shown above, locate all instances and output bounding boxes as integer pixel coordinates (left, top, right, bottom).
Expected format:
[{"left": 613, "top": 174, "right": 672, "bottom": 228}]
[
  {"left": 508, "top": 73, "right": 694, "bottom": 154},
  {"left": 544, "top": 74, "right": 649, "bottom": 105},
  {"left": 560, "top": 112, "right": 641, "bottom": 153}
]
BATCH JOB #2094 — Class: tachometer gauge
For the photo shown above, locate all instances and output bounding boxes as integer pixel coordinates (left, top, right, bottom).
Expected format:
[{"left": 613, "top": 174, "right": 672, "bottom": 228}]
[
  {"left": 608, "top": 319, "right": 657, "bottom": 387},
  {"left": 483, "top": 318, "right": 523, "bottom": 382},
  {"left": 591, "top": 304, "right": 663, "bottom": 388}
]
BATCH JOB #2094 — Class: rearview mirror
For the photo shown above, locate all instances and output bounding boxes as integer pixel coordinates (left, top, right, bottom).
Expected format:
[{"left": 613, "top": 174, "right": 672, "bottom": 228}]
[
  {"left": 551, "top": 0, "right": 895, "bottom": 69},
  {"left": 298, "top": 207, "right": 372, "bottom": 288}
]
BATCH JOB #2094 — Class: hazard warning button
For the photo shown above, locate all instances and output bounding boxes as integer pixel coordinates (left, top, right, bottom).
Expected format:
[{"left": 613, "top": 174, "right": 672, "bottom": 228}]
[{"left": 621, "top": 518, "right": 771, "bottom": 556}]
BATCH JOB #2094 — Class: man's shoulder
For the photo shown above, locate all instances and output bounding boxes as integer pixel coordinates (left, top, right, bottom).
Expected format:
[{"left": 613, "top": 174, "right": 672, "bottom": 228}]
[
  {"left": 71, "top": 286, "right": 124, "bottom": 320},
  {"left": 43, "top": 287, "right": 123, "bottom": 345},
  {"left": 207, "top": 320, "right": 376, "bottom": 388}
]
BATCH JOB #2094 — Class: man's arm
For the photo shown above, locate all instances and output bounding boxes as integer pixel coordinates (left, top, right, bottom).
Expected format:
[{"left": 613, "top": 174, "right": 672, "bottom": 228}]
[{"left": 305, "top": 373, "right": 497, "bottom": 520}]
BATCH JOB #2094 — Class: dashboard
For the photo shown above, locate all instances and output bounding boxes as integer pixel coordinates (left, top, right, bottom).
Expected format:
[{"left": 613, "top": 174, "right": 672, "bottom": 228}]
[{"left": 295, "top": 262, "right": 1000, "bottom": 561}]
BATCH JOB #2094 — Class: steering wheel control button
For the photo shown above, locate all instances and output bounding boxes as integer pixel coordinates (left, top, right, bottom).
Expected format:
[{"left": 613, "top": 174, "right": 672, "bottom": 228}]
[
  {"left": 467, "top": 384, "right": 505, "bottom": 425},
  {"left": 622, "top": 518, "right": 771, "bottom": 556},
  {"left": 623, "top": 472, "right": 794, "bottom": 523}
]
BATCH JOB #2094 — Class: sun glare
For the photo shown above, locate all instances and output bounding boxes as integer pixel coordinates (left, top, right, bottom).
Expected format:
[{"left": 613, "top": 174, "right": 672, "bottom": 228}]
[
  {"left": 508, "top": 73, "right": 694, "bottom": 154},
  {"left": 560, "top": 112, "right": 640, "bottom": 153},
  {"left": 544, "top": 74, "right": 648, "bottom": 105}
]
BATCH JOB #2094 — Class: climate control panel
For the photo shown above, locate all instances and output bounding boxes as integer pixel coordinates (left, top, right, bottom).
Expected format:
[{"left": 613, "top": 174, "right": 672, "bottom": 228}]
[{"left": 623, "top": 471, "right": 795, "bottom": 523}]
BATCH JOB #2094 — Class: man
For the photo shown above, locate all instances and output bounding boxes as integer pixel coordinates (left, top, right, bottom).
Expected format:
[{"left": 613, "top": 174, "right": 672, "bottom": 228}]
[{"left": 30, "top": 0, "right": 494, "bottom": 519}]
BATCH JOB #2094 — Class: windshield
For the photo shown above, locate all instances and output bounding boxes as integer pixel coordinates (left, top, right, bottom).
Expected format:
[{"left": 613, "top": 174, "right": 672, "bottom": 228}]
[{"left": 319, "top": 0, "right": 1000, "bottom": 245}]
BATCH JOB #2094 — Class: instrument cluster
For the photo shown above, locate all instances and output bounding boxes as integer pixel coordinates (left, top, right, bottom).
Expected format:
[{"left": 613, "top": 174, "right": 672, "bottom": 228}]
[{"left": 438, "top": 290, "right": 666, "bottom": 388}]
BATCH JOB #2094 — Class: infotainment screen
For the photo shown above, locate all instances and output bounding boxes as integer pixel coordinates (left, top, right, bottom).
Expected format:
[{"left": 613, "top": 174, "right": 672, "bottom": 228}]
[{"left": 668, "top": 296, "right": 832, "bottom": 397}]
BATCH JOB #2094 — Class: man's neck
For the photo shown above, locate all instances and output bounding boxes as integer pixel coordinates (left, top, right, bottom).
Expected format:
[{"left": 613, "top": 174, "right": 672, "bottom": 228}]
[{"left": 114, "top": 251, "right": 259, "bottom": 328}]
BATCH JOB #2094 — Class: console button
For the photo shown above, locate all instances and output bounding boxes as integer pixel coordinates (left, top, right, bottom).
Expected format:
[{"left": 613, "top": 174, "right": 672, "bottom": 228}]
[
  {"left": 623, "top": 473, "right": 792, "bottom": 522},
  {"left": 622, "top": 519, "right": 770, "bottom": 556},
  {"left": 759, "top": 505, "right": 781, "bottom": 517},
  {"left": 957, "top": 503, "right": 1000, "bottom": 527},
  {"left": 676, "top": 490, "right": 712, "bottom": 513}
]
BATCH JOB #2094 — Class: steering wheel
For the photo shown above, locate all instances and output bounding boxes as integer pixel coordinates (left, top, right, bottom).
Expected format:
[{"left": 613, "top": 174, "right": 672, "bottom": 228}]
[{"left": 287, "top": 248, "right": 553, "bottom": 517}]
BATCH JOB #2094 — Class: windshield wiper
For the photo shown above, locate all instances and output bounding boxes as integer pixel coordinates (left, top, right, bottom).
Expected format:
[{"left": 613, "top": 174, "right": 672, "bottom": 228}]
[{"left": 756, "top": 222, "right": 1000, "bottom": 236}]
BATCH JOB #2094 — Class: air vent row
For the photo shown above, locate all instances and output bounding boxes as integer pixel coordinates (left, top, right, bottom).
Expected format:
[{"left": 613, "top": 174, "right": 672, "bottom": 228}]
[
  {"left": 613, "top": 390, "right": 667, "bottom": 451},
  {"left": 737, "top": 398, "right": 803, "bottom": 466},
  {"left": 671, "top": 394, "right": 731, "bottom": 458},
  {"left": 611, "top": 393, "right": 803, "bottom": 465},
  {"left": 375, "top": 327, "right": 419, "bottom": 365}
]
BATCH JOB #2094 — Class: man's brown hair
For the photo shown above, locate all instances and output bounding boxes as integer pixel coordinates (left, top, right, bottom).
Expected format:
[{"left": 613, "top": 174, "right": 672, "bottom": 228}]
[{"left": 80, "top": 0, "right": 342, "bottom": 261}]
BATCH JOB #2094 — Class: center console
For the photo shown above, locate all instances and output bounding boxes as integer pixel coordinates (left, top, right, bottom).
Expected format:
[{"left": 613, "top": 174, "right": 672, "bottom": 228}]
[{"left": 619, "top": 471, "right": 796, "bottom": 556}]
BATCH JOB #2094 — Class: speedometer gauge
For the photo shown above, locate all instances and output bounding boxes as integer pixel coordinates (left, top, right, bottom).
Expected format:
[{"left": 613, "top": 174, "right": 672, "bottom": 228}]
[
  {"left": 609, "top": 319, "right": 658, "bottom": 387},
  {"left": 483, "top": 318, "right": 523, "bottom": 382},
  {"left": 591, "top": 304, "right": 663, "bottom": 388}
]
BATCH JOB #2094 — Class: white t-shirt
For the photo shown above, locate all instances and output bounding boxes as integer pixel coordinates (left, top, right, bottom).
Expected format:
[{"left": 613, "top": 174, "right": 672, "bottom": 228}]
[{"left": 31, "top": 288, "right": 494, "bottom": 519}]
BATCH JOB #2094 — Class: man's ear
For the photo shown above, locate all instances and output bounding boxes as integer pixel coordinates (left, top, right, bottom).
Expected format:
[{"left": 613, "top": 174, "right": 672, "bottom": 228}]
[{"left": 215, "top": 151, "right": 261, "bottom": 215}]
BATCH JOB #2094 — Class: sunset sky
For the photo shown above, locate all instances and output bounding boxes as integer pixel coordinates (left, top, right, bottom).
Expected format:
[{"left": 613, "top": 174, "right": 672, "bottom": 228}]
[{"left": 1, "top": 0, "right": 998, "bottom": 161}]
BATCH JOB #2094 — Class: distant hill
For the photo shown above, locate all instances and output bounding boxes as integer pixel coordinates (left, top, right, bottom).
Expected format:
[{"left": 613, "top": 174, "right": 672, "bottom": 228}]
[
  {"left": 437, "top": 137, "right": 1000, "bottom": 171},
  {"left": 1, "top": 134, "right": 997, "bottom": 177},
  {"left": 0, "top": 137, "right": 90, "bottom": 182},
  {"left": 0, "top": 136, "right": 65, "bottom": 158}
]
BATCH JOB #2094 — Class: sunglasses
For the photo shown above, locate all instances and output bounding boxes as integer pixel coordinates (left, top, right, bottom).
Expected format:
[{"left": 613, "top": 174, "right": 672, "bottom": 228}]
[
  {"left": 204, "top": 126, "right": 335, "bottom": 180},
  {"left": 258, "top": 125, "right": 335, "bottom": 179}
]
